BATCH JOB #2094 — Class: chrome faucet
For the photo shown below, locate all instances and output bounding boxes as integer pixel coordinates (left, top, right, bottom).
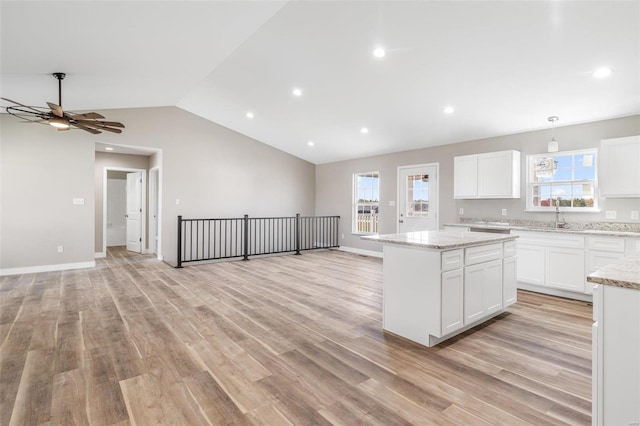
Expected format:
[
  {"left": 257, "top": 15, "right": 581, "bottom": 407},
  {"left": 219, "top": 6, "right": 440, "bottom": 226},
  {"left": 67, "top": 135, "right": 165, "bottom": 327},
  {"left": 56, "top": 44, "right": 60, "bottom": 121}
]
[{"left": 555, "top": 198, "right": 567, "bottom": 228}]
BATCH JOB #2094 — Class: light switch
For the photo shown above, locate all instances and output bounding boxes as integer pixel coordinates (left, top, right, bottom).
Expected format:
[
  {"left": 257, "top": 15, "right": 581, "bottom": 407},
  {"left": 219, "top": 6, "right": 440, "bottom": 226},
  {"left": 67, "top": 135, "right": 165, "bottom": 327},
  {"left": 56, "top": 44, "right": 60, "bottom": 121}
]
[
  {"left": 388, "top": 200, "right": 396, "bottom": 207},
  {"left": 73, "top": 197, "right": 85, "bottom": 205},
  {"left": 175, "top": 199, "right": 181, "bottom": 205}
]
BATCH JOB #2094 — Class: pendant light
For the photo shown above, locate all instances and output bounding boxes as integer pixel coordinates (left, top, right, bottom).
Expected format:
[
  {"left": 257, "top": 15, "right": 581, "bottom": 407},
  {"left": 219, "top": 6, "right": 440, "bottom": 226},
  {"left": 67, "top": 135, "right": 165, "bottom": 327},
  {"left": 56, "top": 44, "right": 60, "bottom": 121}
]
[{"left": 547, "top": 116, "right": 559, "bottom": 153}]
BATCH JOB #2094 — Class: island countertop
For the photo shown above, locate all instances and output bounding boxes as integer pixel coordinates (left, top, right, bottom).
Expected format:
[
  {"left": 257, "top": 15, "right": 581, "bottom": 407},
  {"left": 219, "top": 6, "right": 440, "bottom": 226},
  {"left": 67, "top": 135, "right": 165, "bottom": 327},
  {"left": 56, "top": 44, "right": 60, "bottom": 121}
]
[
  {"left": 587, "top": 255, "right": 640, "bottom": 291},
  {"left": 362, "top": 230, "right": 518, "bottom": 250}
]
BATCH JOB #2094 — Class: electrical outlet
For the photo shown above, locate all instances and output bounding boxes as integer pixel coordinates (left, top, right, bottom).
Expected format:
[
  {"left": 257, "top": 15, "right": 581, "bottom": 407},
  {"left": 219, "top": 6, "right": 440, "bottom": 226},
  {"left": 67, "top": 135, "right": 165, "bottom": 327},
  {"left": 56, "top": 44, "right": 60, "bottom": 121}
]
[
  {"left": 57, "top": 245, "right": 64, "bottom": 253},
  {"left": 341, "top": 233, "right": 345, "bottom": 239},
  {"left": 605, "top": 210, "right": 617, "bottom": 219},
  {"left": 459, "top": 208, "right": 464, "bottom": 215},
  {"left": 175, "top": 199, "right": 181, "bottom": 205},
  {"left": 631, "top": 211, "right": 639, "bottom": 220},
  {"left": 501, "top": 209, "right": 507, "bottom": 216},
  {"left": 388, "top": 200, "right": 396, "bottom": 207}
]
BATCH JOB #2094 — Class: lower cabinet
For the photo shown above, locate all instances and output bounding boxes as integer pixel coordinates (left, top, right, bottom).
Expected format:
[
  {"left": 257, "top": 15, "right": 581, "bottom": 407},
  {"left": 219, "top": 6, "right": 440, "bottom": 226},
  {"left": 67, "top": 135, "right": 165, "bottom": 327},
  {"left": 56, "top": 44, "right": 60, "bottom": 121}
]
[
  {"left": 516, "top": 243, "right": 546, "bottom": 286},
  {"left": 546, "top": 247, "right": 585, "bottom": 292},
  {"left": 441, "top": 269, "right": 464, "bottom": 335},
  {"left": 503, "top": 255, "right": 517, "bottom": 306},
  {"left": 592, "top": 283, "right": 640, "bottom": 426},
  {"left": 464, "top": 259, "right": 503, "bottom": 323}
]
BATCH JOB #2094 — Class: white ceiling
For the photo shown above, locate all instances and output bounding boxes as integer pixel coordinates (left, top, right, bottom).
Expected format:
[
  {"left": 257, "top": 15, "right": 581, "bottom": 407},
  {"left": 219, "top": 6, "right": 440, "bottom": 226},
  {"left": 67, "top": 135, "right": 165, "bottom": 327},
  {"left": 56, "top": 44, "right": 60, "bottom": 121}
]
[{"left": 2, "top": 1, "right": 639, "bottom": 164}]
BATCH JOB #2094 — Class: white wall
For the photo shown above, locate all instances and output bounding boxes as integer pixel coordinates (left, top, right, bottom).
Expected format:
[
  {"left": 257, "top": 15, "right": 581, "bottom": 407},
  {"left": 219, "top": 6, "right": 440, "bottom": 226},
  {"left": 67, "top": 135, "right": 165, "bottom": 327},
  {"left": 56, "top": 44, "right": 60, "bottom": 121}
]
[
  {"left": 1, "top": 106, "right": 316, "bottom": 271},
  {"left": 316, "top": 115, "right": 640, "bottom": 253}
]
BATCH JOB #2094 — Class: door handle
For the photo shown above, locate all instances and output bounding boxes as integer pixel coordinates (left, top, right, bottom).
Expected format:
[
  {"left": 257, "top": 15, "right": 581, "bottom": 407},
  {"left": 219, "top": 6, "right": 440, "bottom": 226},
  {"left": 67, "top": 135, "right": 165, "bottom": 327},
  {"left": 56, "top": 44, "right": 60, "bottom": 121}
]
[{"left": 399, "top": 220, "right": 404, "bottom": 223}]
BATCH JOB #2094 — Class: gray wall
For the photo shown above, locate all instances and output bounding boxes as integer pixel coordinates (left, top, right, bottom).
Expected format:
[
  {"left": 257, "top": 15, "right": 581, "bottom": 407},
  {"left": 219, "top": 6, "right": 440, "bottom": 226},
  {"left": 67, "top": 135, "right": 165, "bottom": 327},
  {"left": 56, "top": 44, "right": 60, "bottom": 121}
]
[
  {"left": 0, "top": 119, "right": 95, "bottom": 269},
  {"left": 316, "top": 115, "right": 640, "bottom": 253},
  {"left": 1, "top": 106, "right": 316, "bottom": 270}
]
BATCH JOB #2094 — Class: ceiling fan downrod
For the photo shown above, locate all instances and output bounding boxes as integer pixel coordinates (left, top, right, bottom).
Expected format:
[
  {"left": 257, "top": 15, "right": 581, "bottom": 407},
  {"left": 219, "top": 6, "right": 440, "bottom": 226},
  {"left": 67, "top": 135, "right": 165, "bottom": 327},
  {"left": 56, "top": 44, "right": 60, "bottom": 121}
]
[{"left": 53, "top": 72, "right": 65, "bottom": 106}]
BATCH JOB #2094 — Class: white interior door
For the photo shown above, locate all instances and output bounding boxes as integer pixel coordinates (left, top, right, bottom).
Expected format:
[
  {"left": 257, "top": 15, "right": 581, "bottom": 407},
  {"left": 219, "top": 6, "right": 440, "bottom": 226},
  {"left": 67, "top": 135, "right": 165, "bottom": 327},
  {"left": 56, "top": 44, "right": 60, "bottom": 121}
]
[
  {"left": 126, "top": 171, "right": 143, "bottom": 253},
  {"left": 398, "top": 164, "right": 438, "bottom": 232}
]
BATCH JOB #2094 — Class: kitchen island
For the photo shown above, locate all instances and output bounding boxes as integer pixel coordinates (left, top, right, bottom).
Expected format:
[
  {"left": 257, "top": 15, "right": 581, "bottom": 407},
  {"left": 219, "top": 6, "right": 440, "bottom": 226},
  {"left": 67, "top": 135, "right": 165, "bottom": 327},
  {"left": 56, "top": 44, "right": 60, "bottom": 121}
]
[
  {"left": 588, "top": 256, "right": 640, "bottom": 426},
  {"left": 363, "top": 230, "right": 518, "bottom": 347}
]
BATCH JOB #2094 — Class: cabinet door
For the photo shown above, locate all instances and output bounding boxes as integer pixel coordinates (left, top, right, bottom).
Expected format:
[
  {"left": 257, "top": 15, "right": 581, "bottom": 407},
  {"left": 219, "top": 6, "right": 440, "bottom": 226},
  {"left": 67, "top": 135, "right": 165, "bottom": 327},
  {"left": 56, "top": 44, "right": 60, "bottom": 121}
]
[
  {"left": 516, "top": 244, "right": 545, "bottom": 285},
  {"left": 484, "top": 259, "right": 503, "bottom": 315},
  {"left": 441, "top": 269, "right": 464, "bottom": 336},
  {"left": 503, "top": 256, "right": 517, "bottom": 307},
  {"left": 464, "top": 263, "right": 485, "bottom": 323},
  {"left": 477, "top": 151, "right": 520, "bottom": 198},
  {"left": 600, "top": 135, "right": 640, "bottom": 197},
  {"left": 454, "top": 155, "right": 478, "bottom": 198},
  {"left": 546, "top": 247, "right": 585, "bottom": 292}
]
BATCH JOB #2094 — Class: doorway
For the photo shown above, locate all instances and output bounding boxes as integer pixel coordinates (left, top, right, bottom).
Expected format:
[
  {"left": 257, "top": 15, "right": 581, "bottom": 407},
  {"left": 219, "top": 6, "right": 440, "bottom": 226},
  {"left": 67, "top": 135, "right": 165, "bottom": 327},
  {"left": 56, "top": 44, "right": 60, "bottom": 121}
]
[
  {"left": 103, "top": 167, "right": 146, "bottom": 255},
  {"left": 397, "top": 163, "right": 439, "bottom": 232}
]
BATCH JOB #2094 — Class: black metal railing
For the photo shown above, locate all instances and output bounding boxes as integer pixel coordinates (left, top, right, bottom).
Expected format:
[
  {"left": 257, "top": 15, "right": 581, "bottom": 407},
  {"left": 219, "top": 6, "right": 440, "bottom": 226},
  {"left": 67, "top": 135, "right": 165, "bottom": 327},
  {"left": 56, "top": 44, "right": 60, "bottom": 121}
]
[{"left": 177, "top": 214, "right": 340, "bottom": 267}]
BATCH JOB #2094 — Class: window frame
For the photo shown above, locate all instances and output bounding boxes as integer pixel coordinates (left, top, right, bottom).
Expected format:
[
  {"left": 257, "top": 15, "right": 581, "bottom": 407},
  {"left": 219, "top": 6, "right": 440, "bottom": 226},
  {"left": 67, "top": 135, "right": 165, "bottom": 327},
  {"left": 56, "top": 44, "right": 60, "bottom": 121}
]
[
  {"left": 525, "top": 148, "right": 599, "bottom": 212},
  {"left": 352, "top": 171, "right": 380, "bottom": 235}
]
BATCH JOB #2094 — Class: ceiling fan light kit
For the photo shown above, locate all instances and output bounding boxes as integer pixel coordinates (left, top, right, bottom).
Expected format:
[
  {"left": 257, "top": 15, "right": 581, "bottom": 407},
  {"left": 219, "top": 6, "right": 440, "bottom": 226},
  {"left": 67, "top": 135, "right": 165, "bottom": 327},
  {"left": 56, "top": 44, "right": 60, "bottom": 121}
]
[{"left": 1, "top": 72, "right": 125, "bottom": 135}]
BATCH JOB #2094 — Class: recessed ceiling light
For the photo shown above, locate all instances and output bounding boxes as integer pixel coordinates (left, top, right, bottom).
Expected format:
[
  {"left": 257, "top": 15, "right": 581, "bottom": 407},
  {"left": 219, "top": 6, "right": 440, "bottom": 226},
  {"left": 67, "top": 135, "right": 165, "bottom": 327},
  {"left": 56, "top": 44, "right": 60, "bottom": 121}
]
[
  {"left": 360, "top": 127, "right": 369, "bottom": 134},
  {"left": 443, "top": 106, "right": 455, "bottom": 114},
  {"left": 105, "top": 147, "right": 114, "bottom": 151},
  {"left": 246, "top": 111, "right": 254, "bottom": 119},
  {"left": 307, "top": 141, "right": 314, "bottom": 147},
  {"left": 292, "top": 88, "right": 303, "bottom": 97},
  {"left": 372, "top": 47, "right": 386, "bottom": 58},
  {"left": 592, "top": 67, "right": 612, "bottom": 78}
]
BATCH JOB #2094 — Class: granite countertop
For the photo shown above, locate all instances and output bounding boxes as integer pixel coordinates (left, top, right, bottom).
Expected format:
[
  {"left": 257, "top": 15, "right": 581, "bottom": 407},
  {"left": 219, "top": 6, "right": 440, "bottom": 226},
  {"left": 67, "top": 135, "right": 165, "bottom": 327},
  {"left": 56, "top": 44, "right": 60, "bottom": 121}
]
[
  {"left": 444, "top": 222, "right": 640, "bottom": 238},
  {"left": 587, "top": 256, "right": 640, "bottom": 291},
  {"left": 362, "top": 230, "right": 517, "bottom": 250}
]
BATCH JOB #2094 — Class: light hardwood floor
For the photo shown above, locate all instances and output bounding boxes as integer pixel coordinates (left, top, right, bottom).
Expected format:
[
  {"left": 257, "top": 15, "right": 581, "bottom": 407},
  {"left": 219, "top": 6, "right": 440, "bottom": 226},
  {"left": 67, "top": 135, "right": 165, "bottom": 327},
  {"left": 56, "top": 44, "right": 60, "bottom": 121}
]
[{"left": 1, "top": 247, "right": 592, "bottom": 425}]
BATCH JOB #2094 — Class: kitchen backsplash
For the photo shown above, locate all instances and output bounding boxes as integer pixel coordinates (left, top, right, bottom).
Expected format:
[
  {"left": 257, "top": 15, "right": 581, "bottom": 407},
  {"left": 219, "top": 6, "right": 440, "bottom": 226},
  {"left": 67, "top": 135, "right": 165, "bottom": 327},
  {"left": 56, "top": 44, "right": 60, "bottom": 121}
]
[{"left": 459, "top": 217, "right": 640, "bottom": 233}]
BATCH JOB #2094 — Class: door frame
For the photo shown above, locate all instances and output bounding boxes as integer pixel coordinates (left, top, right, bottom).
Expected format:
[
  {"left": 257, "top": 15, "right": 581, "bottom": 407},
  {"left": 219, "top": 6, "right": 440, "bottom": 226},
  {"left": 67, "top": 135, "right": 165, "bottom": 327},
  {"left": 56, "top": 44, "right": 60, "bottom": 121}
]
[
  {"left": 396, "top": 162, "right": 440, "bottom": 233},
  {"left": 148, "top": 166, "right": 162, "bottom": 258},
  {"left": 102, "top": 166, "right": 147, "bottom": 256}
]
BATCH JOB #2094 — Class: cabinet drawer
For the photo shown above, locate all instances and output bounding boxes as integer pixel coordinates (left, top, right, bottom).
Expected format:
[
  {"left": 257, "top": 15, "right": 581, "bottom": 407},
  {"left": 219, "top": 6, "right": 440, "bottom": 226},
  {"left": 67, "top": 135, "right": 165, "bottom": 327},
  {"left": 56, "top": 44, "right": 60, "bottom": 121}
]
[
  {"left": 441, "top": 249, "right": 463, "bottom": 272},
  {"left": 503, "top": 240, "right": 516, "bottom": 257},
  {"left": 513, "top": 231, "right": 584, "bottom": 249},
  {"left": 586, "top": 250, "right": 625, "bottom": 273},
  {"left": 465, "top": 243, "right": 503, "bottom": 266},
  {"left": 587, "top": 236, "right": 625, "bottom": 253}
]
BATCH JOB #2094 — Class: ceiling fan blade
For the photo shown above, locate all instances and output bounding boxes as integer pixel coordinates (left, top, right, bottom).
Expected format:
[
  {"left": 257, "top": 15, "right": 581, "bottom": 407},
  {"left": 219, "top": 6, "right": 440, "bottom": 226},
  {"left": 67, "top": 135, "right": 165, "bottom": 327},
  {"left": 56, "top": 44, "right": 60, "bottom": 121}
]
[
  {"left": 1, "top": 97, "right": 45, "bottom": 114},
  {"left": 47, "top": 102, "right": 64, "bottom": 117},
  {"left": 68, "top": 112, "right": 105, "bottom": 120},
  {"left": 73, "top": 119, "right": 124, "bottom": 128},
  {"left": 72, "top": 122, "right": 101, "bottom": 134}
]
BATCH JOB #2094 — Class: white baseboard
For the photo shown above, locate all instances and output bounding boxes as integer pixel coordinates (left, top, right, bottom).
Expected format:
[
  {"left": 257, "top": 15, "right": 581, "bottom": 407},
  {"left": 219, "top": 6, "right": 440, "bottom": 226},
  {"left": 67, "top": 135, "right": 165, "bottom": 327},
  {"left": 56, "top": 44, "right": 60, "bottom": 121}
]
[
  {"left": 338, "top": 246, "right": 383, "bottom": 258},
  {"left": 95, "top": 251, "right": 106, "bottom": 258},
  {"left": 0, "top": 261, "right": 96, "bottom": 277}
]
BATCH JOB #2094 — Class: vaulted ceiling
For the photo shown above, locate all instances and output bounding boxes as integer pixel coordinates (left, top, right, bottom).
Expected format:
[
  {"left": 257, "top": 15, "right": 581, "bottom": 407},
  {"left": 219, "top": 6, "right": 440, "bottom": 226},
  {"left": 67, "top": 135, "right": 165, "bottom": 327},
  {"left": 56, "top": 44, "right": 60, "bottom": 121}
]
[{"left": 2, "top": 1, "right": 638, "bottom": 164}]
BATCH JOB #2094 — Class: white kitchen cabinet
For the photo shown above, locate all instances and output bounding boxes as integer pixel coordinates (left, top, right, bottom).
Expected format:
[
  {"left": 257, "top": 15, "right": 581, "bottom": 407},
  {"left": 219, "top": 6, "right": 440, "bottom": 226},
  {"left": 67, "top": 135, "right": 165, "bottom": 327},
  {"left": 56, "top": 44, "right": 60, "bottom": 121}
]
[
  {"left": 503, "top": 255, "right": 517, "bottom": 306},
  {"left": 600, "top": 135, "right": 640, "bottom": 197},
  {"left": 453, "top": 155, "right": 478, "bottom": 198},
  {"left": 464, "top": 259, "right": 503, "bottom": 323},
  {"left": 441, "top": 269, "right": 464, "bottom": 335},
  {"left": 546, "top": 247, "right": 585, "bottom": 292},
  {"left": 454, "top": 150, "right": 521, "bottom": 199},
  {"left": 513, "top": 230, "right": 587, "bottom": 297},
  {"left": 585, "top": 236, "right": 626, "bottom": 294},
  {"left": 591, "top": 282, "right": 640, "bottom": 426}
]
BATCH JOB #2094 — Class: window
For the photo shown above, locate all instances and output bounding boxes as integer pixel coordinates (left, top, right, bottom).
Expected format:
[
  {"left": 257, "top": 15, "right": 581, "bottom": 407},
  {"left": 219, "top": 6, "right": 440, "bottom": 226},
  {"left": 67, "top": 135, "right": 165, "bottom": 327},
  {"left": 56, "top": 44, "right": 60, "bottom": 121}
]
[
  {"left": 405, "top": 174, "right": 430, "bottom": 217},
  {"left": 353, "top": 172, "right": 379, "bottom": 234},
  {"left": 526, "top": 149, "right": 598, "bottom": 212}
]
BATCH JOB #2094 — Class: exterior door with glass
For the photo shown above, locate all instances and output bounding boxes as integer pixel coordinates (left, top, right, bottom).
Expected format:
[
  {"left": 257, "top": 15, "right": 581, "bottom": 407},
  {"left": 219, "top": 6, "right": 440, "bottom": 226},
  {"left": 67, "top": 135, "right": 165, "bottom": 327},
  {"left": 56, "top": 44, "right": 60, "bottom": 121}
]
[{"left": 398, "top": 164, "right": 438, "bottom": 232}]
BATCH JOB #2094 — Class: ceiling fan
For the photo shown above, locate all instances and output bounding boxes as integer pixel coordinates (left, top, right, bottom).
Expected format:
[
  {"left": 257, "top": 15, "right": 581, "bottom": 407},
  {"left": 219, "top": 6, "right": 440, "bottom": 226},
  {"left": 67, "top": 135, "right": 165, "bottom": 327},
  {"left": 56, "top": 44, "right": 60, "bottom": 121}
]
[{"left": 1, "top": 73, "right": 125, "bottom": 135}]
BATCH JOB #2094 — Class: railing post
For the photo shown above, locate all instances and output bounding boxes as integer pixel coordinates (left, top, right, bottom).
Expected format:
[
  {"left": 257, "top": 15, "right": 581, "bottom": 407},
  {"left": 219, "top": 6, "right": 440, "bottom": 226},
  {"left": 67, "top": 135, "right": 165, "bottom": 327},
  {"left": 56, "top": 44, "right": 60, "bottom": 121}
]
[
  {"left": 176, "top": 215, "right": 183, "bottom": 268},
  {"left": 243, "top": 214, "right": 249, "bottom": 261},
  {"left": 295, "top": 213, "right": 301, "bottom": 255}
]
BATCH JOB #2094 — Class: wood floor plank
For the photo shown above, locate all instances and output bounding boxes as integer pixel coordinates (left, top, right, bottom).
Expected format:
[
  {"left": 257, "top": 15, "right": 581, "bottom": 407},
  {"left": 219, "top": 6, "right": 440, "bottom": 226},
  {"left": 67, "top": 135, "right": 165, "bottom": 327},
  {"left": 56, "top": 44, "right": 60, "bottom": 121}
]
[{"left": 0, "top": 247, "right": 593, "bottom": 425}]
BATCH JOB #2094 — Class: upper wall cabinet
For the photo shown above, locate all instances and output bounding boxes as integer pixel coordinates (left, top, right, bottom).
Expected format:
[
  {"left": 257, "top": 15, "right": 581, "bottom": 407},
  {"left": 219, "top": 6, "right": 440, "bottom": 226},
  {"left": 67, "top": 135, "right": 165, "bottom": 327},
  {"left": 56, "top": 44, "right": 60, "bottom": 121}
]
[
  {"left": 600, "top": 135, "right": 640, "bottom": 198},
  {"left": 454, "top": 150, "right": 521, "bottom": 199}
]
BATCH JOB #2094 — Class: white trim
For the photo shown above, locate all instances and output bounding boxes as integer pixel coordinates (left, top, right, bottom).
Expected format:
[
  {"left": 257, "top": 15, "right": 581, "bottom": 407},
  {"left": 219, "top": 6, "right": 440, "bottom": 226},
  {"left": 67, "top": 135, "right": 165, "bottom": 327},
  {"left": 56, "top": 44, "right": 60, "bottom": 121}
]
[
  {"left": 396, "top": 162, "right": 440, "bottom": 233},
  {"left": 517, "top": 282, "right": 593, "bottom": 302},
  {"left": 0, "top": 261, "right": 96, "bottom": 277},
  {"left": 338, "top": 246, "right": 383, "bottom": 258},
  {"left": 149, "top": 166, "right": 161, "bottom": 257},
  {"left": 95, "top": 251, "right": 106, "bottom": 258},
  {"left": 103, "top": 166, "right": 147, "bottom": 256}
]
